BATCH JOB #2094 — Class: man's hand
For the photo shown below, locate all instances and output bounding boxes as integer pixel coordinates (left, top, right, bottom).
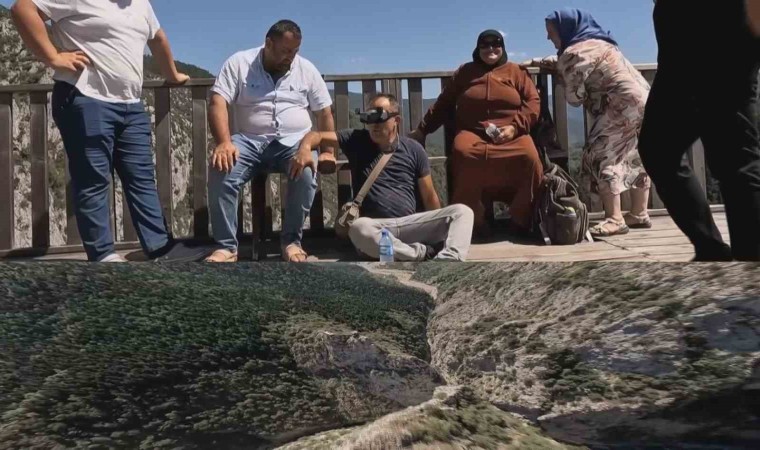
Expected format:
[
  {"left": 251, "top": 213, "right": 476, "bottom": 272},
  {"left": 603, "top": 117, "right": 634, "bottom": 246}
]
[
  {"left": 289, "top": 148, "right": 316, "bottom": 180},
  {"left": 166, "top": 72, "right": 190, "bottom": 85},
  {"left": 211, "top": 141, "right": 239, "bottom": 173},
  {"left": 318, "top": 152, "right": 337, "bottom": 174},
  {"left": 49, "top": 51, "right": 90, "bottom": 73},
  {"left": 493, "top": 125, "right": 517, "bottom": 144}
]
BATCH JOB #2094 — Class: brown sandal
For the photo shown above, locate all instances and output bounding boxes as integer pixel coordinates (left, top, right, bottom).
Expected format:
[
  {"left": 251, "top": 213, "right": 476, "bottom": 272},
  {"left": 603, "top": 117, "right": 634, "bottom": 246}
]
[
  {"left": 282, "top": 244, "right": 309, "bottom": 262},
  {"left": 204, "top": 249, "right": 238, "bottom": 262}
]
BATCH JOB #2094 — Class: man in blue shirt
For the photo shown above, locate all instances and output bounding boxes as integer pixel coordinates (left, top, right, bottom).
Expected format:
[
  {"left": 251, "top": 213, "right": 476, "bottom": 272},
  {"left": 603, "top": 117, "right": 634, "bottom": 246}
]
[{"left": 298, "top": 93, "right": 474, "bottom": 261}]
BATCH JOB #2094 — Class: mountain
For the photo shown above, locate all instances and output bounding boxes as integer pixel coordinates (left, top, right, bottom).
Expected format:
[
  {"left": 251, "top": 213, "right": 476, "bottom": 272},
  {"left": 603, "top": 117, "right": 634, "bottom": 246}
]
[{"left": 1, "top": 262, "right": 758, "bottom": 448}]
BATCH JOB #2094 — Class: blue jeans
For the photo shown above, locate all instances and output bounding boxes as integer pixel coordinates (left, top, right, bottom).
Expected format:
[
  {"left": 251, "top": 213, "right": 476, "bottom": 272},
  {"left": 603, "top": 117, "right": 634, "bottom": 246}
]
[
  {"left": 208, "top": 134, "right": 318, "bottom": 252},
  {"left": 51, "top": 82, "right": 169, "bottom": 261}
]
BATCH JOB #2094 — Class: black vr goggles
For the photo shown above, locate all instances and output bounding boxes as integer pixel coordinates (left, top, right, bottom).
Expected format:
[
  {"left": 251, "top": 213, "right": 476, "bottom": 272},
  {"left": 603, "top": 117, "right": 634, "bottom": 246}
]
[{"left": 358, "top": 107, "right": 399, "bottom": 124}]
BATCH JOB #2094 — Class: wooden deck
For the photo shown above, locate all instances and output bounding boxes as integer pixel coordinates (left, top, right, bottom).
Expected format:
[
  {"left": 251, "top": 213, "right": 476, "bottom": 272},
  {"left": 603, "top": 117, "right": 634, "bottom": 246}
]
[{"left": 10, "top": 211, "right": 728, "bottom": 263}]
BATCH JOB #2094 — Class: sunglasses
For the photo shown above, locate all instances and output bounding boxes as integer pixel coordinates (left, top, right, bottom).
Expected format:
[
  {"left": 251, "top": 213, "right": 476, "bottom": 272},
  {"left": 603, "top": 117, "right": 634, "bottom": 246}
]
[
  {"left": 358, "top": 107, "right": 399, "bottom": 124},
  {"left": 478, "top": 40, "right": 502, "bottom": 49}
]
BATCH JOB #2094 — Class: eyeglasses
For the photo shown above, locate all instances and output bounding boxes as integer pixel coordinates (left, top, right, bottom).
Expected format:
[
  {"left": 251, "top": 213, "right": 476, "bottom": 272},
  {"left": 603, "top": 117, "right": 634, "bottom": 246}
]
[{"left": 358, "top": 107, "right": 399, "bottom": 124}]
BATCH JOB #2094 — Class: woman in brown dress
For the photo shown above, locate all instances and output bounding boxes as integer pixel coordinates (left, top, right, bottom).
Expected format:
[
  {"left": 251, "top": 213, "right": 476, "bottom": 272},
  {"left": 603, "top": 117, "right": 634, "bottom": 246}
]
[{"left": 409, "top": 30, "right": 543, "bottom": 237}]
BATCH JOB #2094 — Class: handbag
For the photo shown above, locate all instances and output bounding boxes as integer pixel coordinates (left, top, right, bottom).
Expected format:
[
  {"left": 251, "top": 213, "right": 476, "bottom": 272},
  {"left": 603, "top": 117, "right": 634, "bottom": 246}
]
[{"left": 335, "top": 152, "right": 393, "bottom": 239}]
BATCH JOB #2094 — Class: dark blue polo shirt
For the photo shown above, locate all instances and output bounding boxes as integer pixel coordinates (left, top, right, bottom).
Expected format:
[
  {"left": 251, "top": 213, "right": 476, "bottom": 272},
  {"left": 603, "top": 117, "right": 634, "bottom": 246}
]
[{"left": 336, "top": 129, "right": 431, "bottom": 218}]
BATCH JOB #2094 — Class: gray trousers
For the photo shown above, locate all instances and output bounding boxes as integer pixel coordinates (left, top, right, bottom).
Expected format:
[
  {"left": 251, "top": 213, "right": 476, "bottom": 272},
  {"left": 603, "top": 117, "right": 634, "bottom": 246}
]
[{"left": 348, "top": 204, "right": 474, "bottom": 261}]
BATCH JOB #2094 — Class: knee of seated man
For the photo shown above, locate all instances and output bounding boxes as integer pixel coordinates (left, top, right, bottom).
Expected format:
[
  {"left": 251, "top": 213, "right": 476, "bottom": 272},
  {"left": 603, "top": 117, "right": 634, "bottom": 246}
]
[
  {"left": 450, "top": 203, "right": 475, "bottom": 220},
  {"left": 348, "top": 218, "right": 378, "bottom": 241}
]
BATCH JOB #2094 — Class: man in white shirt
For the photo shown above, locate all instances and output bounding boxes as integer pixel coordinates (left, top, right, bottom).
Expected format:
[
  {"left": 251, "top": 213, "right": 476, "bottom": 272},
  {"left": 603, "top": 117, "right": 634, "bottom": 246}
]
[
  {"left": 11, "top": 0, "right": 208, "bottom": 262},
  {"left": 205, "top": 20, "right": 336, "bottom": 262}
]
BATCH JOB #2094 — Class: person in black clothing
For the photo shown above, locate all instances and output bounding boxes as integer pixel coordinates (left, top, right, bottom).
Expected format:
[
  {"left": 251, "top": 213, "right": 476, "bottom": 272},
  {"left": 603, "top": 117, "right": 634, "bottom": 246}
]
[{"left": 638, "top": 0, "right": 760, "bottom": 261}]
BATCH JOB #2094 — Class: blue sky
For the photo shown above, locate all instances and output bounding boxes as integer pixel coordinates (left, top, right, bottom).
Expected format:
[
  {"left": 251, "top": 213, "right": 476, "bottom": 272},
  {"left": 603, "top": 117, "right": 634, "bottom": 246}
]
[{"left": 2, "top": 0, "right": 658, "bottom": 76}]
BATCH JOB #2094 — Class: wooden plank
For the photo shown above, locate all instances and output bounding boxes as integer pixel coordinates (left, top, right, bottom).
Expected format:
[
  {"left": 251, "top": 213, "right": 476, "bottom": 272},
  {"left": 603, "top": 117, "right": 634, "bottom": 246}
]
[
  {"left": 154, "top": 87, "right": 173, "bottom": 233},
  {"left": 251, "top": 175, "right": 267, "bottom": 260},
  {"left": 408, "top": 78, "right": 423, "bottom": 134},
  {"left": 237, "top": 191, "right": 245, "bottom": 237},
  {"left": 0, "top": 93, "right": 14, "bottom": 249},
  {"left": 310, "top": 174, "right": 325, "bottom": 233},
  {"left": 264, "top": 174, "right": 274, "bottom": 236},
  {"left": 0, "top": 66, "right": 660, "bottom": 94},
  {"left": 551, "top": 75, "right": 570, "bottom": 160},
  {"left": 687, "top": 139, "right": 707, "bottom": 195},
  {"left": 382, "top": 79, "right": 405, "bottom": 134},
  {"left": 279, "top": 174, "right": 288, "bottom": 233},
  {"left": 334, "top": 81, "right": 350, "bottom": 128},
  {"left": 335, "top": 81, "right": 350, "bottom": 158},
  {"left": 337, "top": 165, "right": 353, "bottom": 207},
  {"left": 192, "top": 86, "right": 209, "bottom": 238},
  {"left": 635, "top": 244, "right": 703, "bottom": 256},
  {"left": 475, "top": 249, "right": 640, "bottom": 262},
  {"left": 362, "top": 80, "right": 377, "bottom": 110},
  {"left": 469, "top": 241, "right": 619, "bottom": 258},
  {"left": 30, "top": 91, "right": 49, "bottom": 248},
  {"left": 441, "top": 77, "right": 455, "bottom": 203}
]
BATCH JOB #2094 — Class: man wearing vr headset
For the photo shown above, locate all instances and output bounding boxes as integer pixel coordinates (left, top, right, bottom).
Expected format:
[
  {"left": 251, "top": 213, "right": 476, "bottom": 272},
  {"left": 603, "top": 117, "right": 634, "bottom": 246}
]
[
  {"left": 205, "top": 20, "right": 335, "bottom": 262},
  {"left": 298, "top": 93, "right": 474, "bottom": 261}
]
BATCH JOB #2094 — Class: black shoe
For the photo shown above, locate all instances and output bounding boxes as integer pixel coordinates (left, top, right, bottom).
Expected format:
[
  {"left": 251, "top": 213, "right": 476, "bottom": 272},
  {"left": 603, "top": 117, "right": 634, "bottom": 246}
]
[
  {"left": 691, "top": 244, "right": 733, "bottom": 262},
  {"left": 424, "top": 241, "right": 446, "bottom": 261},
  {"left": 148, "top": 240, "right": 217, "bottom": 262}
]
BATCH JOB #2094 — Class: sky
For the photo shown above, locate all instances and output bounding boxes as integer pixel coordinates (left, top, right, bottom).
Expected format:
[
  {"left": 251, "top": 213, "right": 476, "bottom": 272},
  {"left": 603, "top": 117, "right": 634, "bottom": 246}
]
[{"left": 1, "top": 0, "right": 658, "bottom": 76}]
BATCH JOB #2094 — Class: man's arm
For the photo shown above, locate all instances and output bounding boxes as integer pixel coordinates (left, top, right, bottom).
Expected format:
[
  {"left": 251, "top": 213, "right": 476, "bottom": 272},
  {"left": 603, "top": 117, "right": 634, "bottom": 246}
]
[
  {"left": 10, "top": 0, "right": 90, "bottom": 72},
  {"left": 418, "top": 175, "right": 442, "bottom": 211},
  {"left": 208, "top": 93, "right": 239, "bottom": 173},
  {"left": 290, "top": 131, "right": 340, "bottom": 179},
  {"left": 315, "top": 106, "right": 336, "bottom": 156},
  {"left": 147, "top": 30, "right": 189, "bottom": 85}
]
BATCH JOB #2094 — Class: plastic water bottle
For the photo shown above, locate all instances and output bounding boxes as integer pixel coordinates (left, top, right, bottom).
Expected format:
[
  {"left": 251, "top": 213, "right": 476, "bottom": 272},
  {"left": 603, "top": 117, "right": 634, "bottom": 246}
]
[{"left": 379, "top": 228, "right": 394, "bottom": 262}]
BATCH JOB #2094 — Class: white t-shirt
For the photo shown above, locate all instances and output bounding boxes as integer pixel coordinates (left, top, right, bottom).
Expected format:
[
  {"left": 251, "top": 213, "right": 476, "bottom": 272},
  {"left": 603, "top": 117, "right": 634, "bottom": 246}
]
[
  {"left": 211, "top": 47, "right": 333, "bottom": 148},
  {"left": 32, "top": 0, "right": 161, "bottom": 103}
]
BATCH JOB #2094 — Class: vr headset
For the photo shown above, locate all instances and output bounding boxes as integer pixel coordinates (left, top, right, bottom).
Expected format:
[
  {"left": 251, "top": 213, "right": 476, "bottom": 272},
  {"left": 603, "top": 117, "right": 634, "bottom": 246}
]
[{"left": 358, "top": 107, "right": 399, "bottom": 124}]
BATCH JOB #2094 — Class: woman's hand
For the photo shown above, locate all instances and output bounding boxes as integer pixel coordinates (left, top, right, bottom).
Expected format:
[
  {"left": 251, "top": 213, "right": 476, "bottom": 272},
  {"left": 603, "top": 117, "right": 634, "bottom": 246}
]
[{"left": 492, "top": 125, "right": 517, "bottom": 144}]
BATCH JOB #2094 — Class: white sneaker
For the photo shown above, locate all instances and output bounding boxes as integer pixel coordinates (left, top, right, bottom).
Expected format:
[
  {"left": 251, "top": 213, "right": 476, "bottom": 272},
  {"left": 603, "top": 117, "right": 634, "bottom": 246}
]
[{"left": 100, "top": 253, "right": 128, "bottom": 263}]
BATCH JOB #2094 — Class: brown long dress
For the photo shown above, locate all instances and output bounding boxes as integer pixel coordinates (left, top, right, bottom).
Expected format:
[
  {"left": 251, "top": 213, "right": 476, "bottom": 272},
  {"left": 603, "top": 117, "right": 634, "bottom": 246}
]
[{"left": 418, "top": 61, "right": 543, "bottom": 230}]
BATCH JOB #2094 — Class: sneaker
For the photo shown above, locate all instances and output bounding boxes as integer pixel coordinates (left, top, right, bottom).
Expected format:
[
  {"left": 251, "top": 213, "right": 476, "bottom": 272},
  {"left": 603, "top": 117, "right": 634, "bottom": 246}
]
[
  {"left": 100, "top": 253, "right": 127, "bottom": 263},
  {"left": 149, "top": 240, "right": 216, "bottom": 262},
  {"left": 424, "top": 241, "right": 446, "bottom": 261}
]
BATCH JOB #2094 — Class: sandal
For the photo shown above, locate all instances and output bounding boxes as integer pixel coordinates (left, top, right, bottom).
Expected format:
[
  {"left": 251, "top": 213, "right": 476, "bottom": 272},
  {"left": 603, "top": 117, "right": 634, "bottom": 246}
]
[
  {"left": 624, "top": 212, "right": 652, "bottom": 229},
  {"left": 282, "top": 243, "right": 309, "bottom": 263},
  {"left": 590, "top": 218, "right": 629, "bottom": 237},
  {"left": 204, "top": 248, "right": 238, "bottom": 263}
]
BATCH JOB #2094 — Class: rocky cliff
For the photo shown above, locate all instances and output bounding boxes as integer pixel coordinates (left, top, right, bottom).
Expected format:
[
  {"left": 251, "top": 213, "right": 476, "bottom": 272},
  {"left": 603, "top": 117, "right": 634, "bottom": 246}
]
[{"left": 1, "top": 262, "right": 758, "bottom": 449}]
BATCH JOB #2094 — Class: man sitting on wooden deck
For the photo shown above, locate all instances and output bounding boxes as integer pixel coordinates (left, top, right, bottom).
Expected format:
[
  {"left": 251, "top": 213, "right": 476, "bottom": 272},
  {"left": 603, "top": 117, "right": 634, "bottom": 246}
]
[
  {"left": 205, "top": 20, "right": 335, "bottom": 263},
  {"left": 298, "top": 93, "right": 475, "bottom": 261}
]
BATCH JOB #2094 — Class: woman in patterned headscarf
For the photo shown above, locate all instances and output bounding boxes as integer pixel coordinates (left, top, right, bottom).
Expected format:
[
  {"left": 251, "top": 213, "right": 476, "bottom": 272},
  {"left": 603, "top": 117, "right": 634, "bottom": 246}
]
[{"left": 523, "top": 8, "right": 653, "bottom": 237}]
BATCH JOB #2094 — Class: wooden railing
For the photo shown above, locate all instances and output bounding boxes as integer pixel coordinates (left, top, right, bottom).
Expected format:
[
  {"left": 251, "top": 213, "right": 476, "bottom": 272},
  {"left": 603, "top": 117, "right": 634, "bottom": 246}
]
[{"left": 0, "top": 64, "right": 714, "bottom": 258}]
